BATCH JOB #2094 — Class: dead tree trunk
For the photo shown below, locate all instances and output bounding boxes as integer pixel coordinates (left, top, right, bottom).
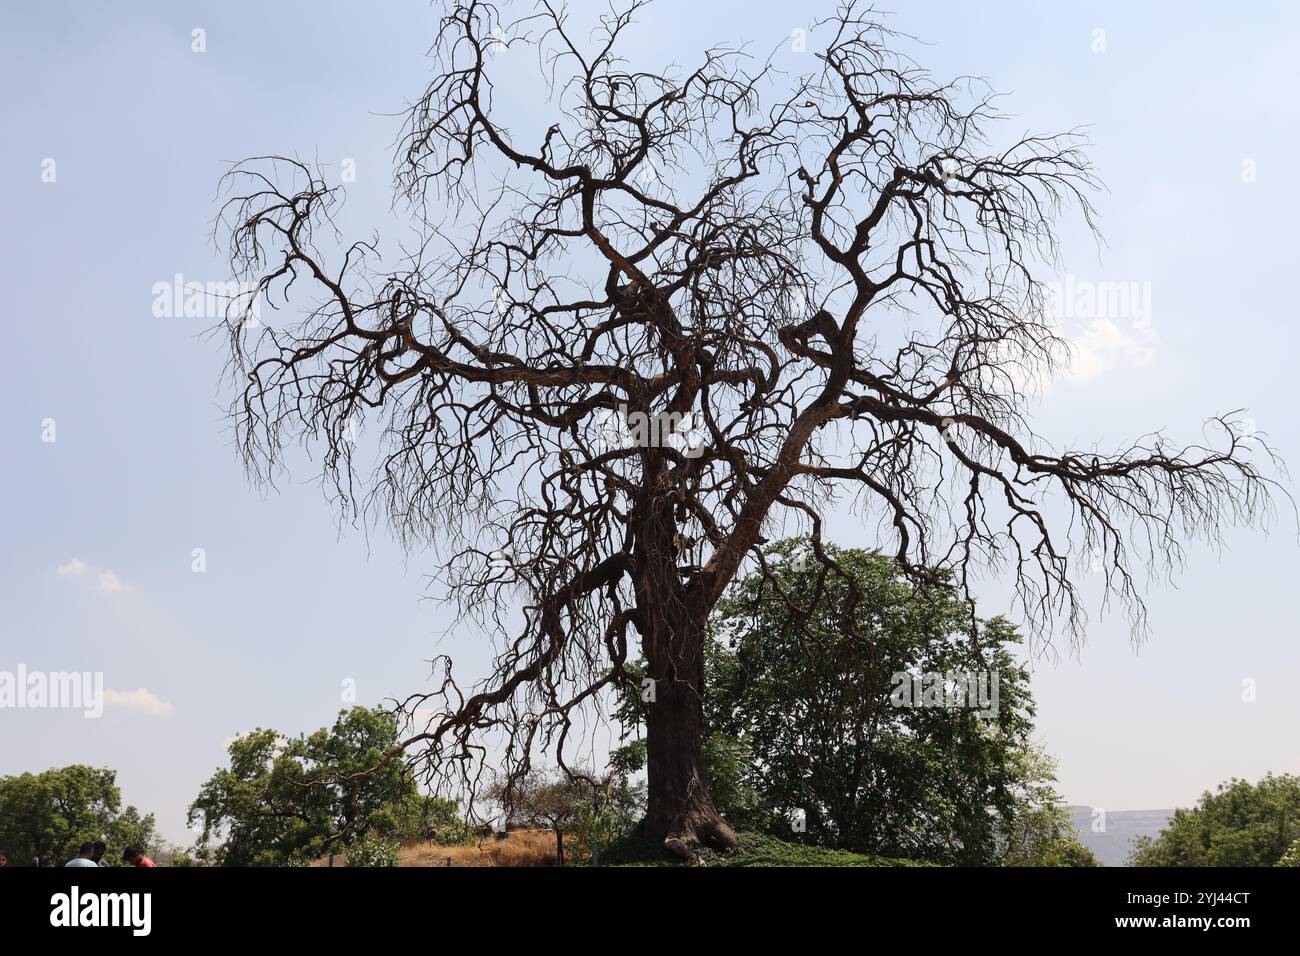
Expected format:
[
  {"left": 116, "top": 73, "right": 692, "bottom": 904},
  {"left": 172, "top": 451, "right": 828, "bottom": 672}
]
[
  {"left": 635, "top": 495, "right": 738, "bottom": 858},
  {"left": 642, "top": 623, "right": 736, "bottom": 857}
]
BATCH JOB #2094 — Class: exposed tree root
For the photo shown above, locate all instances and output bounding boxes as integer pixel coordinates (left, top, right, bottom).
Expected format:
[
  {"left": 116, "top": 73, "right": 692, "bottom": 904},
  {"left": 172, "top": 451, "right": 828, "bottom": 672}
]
[{"left": 661, "top": 810, "right": 739, "bottom": 861}]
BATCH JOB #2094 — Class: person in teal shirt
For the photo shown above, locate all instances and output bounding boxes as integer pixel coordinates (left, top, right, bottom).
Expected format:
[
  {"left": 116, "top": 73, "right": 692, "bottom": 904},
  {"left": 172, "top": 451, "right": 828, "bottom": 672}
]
[{"left": 65, "top": 842, "right": 98, "bottom": 867}]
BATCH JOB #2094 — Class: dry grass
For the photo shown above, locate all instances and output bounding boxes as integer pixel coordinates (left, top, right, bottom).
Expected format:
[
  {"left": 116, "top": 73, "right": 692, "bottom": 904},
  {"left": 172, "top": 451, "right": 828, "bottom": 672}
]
[{"left": 398, "top": 829, "right": 561, "bottom": 868}]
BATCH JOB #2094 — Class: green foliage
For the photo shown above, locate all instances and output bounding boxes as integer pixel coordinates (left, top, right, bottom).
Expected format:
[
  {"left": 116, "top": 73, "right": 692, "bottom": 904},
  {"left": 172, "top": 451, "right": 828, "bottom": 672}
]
[
  {"left": 346, "top": 832, "right": 399, "bottom": 867},
  {"left": 999, "top": 748, "right": 1099, "bottom": 866},
  {"left": 159, "top": 846, "right": 201, "bottom": 867},
  {"left": 600, "top": 830, "right": 934, "bottom": 867},
  {"left": 1129, "top": 773, "right": 1300, "bottom": 867},
  {"left": 104, "top": 804, "right": 160, "bottom": 867},
  {"left": 491, "top": 766, "right": 645, "bottom": 865},
  {"left": 613, "top": 539, "right": 1083, "bottom": 865},
  {"left": 189, "top": 706, "right": 432, "bottom": 866},
  {"left": 706, "top": 541, "right": 1040, "bottom": 863},
  {"left": 699, "top": 733, "right": 762, "bottom": 825},
  {"left": 398, "top": 795, "right": 471, "bottom": 846},
  {"left": 608, "top": 738, "right": 647, "bottom": 778},
  {"left": 1275, "top": 838, "right": 1300, "bottom": 867},
  {"left": 567, "top": 775, "right": 645, "bottom": 864},
  {"left": 0, "top": 765, "right": 158, "bottom": 866}
]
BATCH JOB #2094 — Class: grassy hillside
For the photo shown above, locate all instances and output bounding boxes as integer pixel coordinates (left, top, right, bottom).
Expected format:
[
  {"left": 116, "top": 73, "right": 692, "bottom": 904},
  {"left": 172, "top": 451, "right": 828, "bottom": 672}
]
[
  {"left": 375, "top": 829, "right": 930, "bottom": 867},
  {"left": 600, "top": 830, "right": 932, "bottom": 867},
  {"left": 397, "top": 829, "right": 559, "bottom": 867}
]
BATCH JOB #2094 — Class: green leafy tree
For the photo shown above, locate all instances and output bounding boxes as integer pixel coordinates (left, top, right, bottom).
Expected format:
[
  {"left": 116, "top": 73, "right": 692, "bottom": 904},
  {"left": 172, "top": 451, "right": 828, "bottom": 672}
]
[
  {"left": 189, "top": 706, "right": 433, "bottom": 866},
  {"left": 617, "top": 540, "right": 1083, "bottom": 865},
  {"left": 709, "top": 540, "right": 1040, "bottom": 863},
  {"left": 105, "top": 804, "right": 160, "bottom": 866},
  {"left": 999, "top": 747, "right": 1099, "bottom": 866},
  {"left": 0, "top": 765, "right": 158, "bottom": 866},
  {"left": 1129, "top": 774, "right": 1300, "bottom": 867}
]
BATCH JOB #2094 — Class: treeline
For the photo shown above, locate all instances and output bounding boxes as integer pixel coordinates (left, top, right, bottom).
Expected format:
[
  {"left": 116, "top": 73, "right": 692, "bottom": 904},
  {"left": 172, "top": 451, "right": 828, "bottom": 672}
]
[
  {"left": 181, "top": 543, "right": 1099, "bottom": 866},
  {"left": 3, "top": 543, "right": 1097, "bottom": 868},
  {"left": 1129, "top": 774, "right": 1300, "bottom": 867},
  {"left": 0, "top": 765, "right": 160, "bottom": 867},
  {"left": 10, "top": 542, "right": 1295, "bottom": 868}
]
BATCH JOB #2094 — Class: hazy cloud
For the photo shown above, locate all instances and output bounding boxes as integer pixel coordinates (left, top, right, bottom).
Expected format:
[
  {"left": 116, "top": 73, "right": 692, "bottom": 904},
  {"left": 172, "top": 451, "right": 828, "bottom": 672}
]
[
  {"left": 1063, "top": 319, "right": 1157, "bottom": 383},
  {"left": 103, "top": 687, "right": 174, "bottom": 717},
  {"left": 96, "top": 571, "right": 127, "bottom": 594},
  {"left": 55, "top": 558, "right": 130, "bottom": 593}
]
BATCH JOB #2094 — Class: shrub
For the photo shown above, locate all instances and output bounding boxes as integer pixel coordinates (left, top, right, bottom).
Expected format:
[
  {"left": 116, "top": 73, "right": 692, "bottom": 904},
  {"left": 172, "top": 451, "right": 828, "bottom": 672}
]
[{"left": 346, "top": 833, "right": 399, "bottom": 867}]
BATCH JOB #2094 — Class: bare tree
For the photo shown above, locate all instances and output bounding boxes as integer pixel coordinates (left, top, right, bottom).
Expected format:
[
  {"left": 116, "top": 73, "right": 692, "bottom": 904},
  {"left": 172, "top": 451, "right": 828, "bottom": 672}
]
[
  {"left": 215, "top": 0, "right": 1284, "bottom": 857},
  {"left": 489, "top": 767, "right": 600, "bottom": 864}
]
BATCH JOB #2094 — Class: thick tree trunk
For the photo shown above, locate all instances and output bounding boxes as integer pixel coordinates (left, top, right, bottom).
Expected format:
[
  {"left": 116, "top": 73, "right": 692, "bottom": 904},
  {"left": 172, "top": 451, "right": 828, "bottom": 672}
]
[
  {"left": 632, "top": 482, "right": 738, "bottom": 860},
  {"left": 640, "top": 603, "right": 738, "bottom": 859}
]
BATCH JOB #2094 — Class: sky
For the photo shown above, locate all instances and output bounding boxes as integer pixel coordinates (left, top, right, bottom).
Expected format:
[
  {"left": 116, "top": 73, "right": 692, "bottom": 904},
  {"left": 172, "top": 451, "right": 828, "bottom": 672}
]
[{"left": 2, "top": 0, "right": 1298, "bottom": 846}]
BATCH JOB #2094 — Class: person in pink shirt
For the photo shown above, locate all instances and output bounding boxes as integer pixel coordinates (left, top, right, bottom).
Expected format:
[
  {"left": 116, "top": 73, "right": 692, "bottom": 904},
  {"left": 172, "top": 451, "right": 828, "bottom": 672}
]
[{"left": 122, "top": 847, "right": 156, "bottom": 867}]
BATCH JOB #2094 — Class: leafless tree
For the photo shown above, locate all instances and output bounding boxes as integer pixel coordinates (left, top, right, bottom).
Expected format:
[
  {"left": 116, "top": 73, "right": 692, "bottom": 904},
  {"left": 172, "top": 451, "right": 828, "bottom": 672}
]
[{"left": 215, "top": 0, "right": 1284, "bottom": 857}]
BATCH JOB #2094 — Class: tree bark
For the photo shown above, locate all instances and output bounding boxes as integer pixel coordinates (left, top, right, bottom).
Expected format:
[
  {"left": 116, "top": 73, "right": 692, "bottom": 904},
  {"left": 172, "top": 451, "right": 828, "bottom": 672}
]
[
  {"left": 629, "top": 476, "right": 739, "bottom": 860},
  {"left": 639, "top": 598, "right": 738, "bottom": 859}
]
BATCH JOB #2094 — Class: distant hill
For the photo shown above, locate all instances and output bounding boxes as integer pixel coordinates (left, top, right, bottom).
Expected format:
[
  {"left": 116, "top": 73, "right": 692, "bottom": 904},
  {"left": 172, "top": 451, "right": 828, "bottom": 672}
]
[{"left": 1070, "top": 806, "right": 1172, "bottom": 866}]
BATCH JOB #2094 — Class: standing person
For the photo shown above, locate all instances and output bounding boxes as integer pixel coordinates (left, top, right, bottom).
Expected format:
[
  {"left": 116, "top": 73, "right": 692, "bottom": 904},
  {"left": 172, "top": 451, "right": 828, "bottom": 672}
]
[
  {"left": 90, "top": 841, "right": 107, "bottom": 866},
  {"left": 65, "top": 843, "right": 98, "bottom": 867},
  {"left": 122, "top": 847, "right": 155, "bottom": 868}
]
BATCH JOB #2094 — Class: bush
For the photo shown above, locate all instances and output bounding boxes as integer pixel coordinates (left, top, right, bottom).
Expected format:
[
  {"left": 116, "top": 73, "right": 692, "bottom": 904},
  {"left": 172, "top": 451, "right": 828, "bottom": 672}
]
[
  {"left": 600, "top": 830, "right": 933, "bottom": 867},
  {"left": 567, "top": 778, "right": 643, "bottom": 865},
  {"left": 346, "top": 833, "right": 399, "bottom": 867},
  {"left": 392, "top": 795, "right": 471, "bottom": 847}
]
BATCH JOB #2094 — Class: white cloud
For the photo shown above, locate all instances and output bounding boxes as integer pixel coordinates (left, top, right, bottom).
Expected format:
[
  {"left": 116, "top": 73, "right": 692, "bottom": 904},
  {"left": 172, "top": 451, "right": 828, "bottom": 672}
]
[
  {"left": 1063, "top": 319, "right": 1157, "bottom": 384},
  {"left": 103, "top": 687, "right": 174, "bottom": 717},
  {"left": 55, "top": 558, "right": 129, "bottom": 593},
  {"left": 97, "top": 571, "right": 126, "bottom": 593},
  {"left": 409, "top": 706, "right": 441, "bottom": 730}
]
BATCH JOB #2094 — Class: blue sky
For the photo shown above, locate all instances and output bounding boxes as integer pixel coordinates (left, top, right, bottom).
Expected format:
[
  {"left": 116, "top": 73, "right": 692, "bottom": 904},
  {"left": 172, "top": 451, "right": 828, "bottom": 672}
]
[{"left": 2, "top": 1, "right": 1298, "bottom": 844}]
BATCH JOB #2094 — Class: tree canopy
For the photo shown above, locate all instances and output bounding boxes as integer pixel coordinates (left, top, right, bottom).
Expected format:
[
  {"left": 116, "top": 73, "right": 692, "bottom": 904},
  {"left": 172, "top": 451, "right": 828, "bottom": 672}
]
[
  {"left": 189, "top": 706, "right": 448, "bottom": 866},
  {"left": 1129, "top": 773, "right": 1300, "bottom": 867},
  {"left": 0, "top": 765, "right": 158, "bottom": 866}
]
